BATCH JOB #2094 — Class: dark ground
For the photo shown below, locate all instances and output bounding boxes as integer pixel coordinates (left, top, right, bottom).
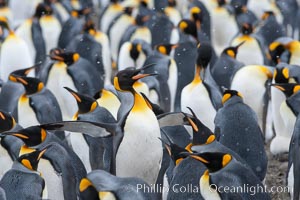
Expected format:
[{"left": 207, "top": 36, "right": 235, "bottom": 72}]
[{"left": 265, "top": 142, "right": 290, "bottom": 200}]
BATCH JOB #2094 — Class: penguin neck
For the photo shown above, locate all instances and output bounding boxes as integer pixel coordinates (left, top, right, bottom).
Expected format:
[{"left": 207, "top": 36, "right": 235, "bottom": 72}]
[
  {"left": 192, "top": 65, "right": 203, "bottom": 85},
  {"left": 131, "top": 90, "right": 150, "bottom": 113},
  {"left": 55, "top": 61, "right": 67, "bottom": 68},
  {"left": 200, "top": 170, "right": 221, "bottom": 199}
]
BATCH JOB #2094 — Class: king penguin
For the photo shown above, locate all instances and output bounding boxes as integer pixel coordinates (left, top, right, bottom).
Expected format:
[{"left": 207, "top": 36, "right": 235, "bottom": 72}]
[
  {"left": 0, "top": 17, "right": 33, "bottom": 81},
  {"left": 230, "top": 65, "right": 273, "bottom": 135},
  {"left": 181, "top": 42, "right": 222, "bottom": 132},
  {"left": 0, "top": 148, "right": 47, "bottom": 200},
  {"left": 187, "top": 152, "right": 271, "bottom": 199},
  {"left": 113, "top": 67, "right": 163, "bottom": 185},
  {"left": 214, "top": 90, "right": 268, "bottom": 181}
]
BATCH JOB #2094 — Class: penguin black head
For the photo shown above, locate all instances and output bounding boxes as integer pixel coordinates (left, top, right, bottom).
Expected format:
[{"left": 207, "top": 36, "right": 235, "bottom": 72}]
[
  {"left": 9, "top": 76, "right": 44, "bottom": 95},
  {"left": 273, "top": 66, "right": 289, "bottom": 83},
  {"left": 17, "top": 148, "right": 47, "bottom": 171},
  {"left": 79, "top": 178, "right": 100, "bottom": 200},
  {"left": 114, "top": 66, "right": 156, "bottom": 91},
  {"left": 34, "top": 3, "right": 53, "bottom": 18},
  {"left": 197, "top": 42, "right": 213, "bottom": 68},
  {"left": 189, "top": 152, "right": 232, "bottom": 173},
  {"left": 71, "top": 8, "right": 92, "bottom": 18},
  {"left": 123, "top": 7, "right": 134, "bottom": 15},
  {"left": 222, "top": 41, "right": 245, "bottom": 59},
  {"left": 217, "top": 0, "right": 227, "bottom": 7},
  {"left": 140, "top": 0, "right": 148, "bottom": 7},
  {"left": 155, "top": 43, "right": 178, "bottom": 56},
  {"left": 271, "top": 83, "right": 300, "bottom": 98},
  {"left": 0, "top": 110, "right": 16, "bottom": 133},
  {"left": 129, "top": 42, "right": 142, "bottom": 62},
  {"left": 190, "top": 6, "right": 202, "bottom": 22},
  {"left": 160, "top": 130, "right": 190, "bottom": 165},
  {"left": 0, "top": 0, "right": 7, "bottom": 8},
  {"left": 135, "top": 14, "right": 150, "bottom": 26},
  {"left": 50, "top": 48, "right": 80, "bottom": 65},
  {"left": 232, "top": 1, "right": 247, "bottom": 14},
  {"left": 83, "top": 19, "right": 96, "bottom": 33},
  {"left": 178, "top": 19, "right": 198, "bottom": 40},
  {"left": 241, "top": 23, "right": 253, "bottom": 35},
  {"left": 261, "top": 11, "right": 274, "bottom": 20},
  {"left": 222, "top": 90, "right": 243, "bottom": 104},
  {"left": 168, "top": 0, "right": 176, "bottom": 7},
  {"left": 64, "top": 87, "right": 98, "bottom": 115},
  {"left": 269, "top": 42, "right": 286, "bottom": 64},
  {"left": 2, "top": 126, "right": 47, "bottom": 147},
  {"left": 183, "top": 107, "right": 216, "bottom": 147},
  {"left": 0, "top": 16, "right": 11, "bottom": 33}
]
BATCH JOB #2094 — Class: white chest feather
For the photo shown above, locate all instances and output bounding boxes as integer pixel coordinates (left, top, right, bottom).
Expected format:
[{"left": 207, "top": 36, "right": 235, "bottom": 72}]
[
  {"left": 100, "top": 5, "right": 123, "bottom": 33},
  {"left": 280, "top": 101, "right": 296, "bottom": 137},
  {"left": 181, "top": 82, "right": 216, "bottom": 131},
  {"left": 116, "top": 107, "right": 162, "bottom": 185},
  {"left": 38, "top": 159, "right": 64, "bottom": 200},
  {"left": 47, "top": 63, "right": 77, "bottom": 120},
  {"left": 0, "top": 145, "right": 13, "bottom": 179},
  {"left": 200, "top": 174, "right": 221, "bottom": 200},
  {"left": 69, "top": 133, "right": 91, "bottom": 172},
  {"left": 130, "top": 27, "right": 152, "bottom": 45},
  {"left": 18, "top": 96, "right": 40, "bottom": 127},
  {"left": 0, "top": 34, "right": 33, "bottom": 81},
  {"left": 168, "top": 59, "right": 178, "bottom": 112},
  {"left": 288, "top": 164, "right": 294, "bottom": 199},
  {"left": 40, "top": 16, "right": 62, "bottom": 53},
  {"left": 232, "top": 38, "right": 264, "bottom": 65}
]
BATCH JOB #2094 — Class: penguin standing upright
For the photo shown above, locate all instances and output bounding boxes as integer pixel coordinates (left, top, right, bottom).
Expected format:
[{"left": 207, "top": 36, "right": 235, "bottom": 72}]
[
  {"left": 181, "top": 43, "right": 222, "bottom": 132},
  {"left": 108, "top": 6, "right": 135, "bottom": 63},
  {"left": 230, "top": 65, "right": 273, "bottom": 134},
  {"left": 231, "top": 22, "right": 267, "bottom": 65},
  {"left": 210, "top": 0, "right": 238, "bottom": 55},
  {"left": 247, "top": 0, "right": 283, "bottom": 23},
  {"left": 99, "top": 0, "right": 123, "bottom": 34},
  {"left": 0, "top": 148, "right": 47, "bottom": 200},
  {"left": 113, "top": 67, "right": 163, "bottom": 185},
  {"left": 214, "top": 90, "right": 268, "bottom": 181},
  {"left": 41, "top": 48, "right": 103, "bottom": 120},
  {"left": 8, "top": 76, "right": 63, "bottom": 136},
  {"left": 164, "top": 0, "right": 181, "bottom": 27},
  {"left": 0, "top": 17, "right": 33, "bottom": 81}
]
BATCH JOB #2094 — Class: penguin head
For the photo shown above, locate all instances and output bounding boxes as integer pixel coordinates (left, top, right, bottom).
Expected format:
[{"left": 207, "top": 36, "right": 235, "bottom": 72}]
[
  {"left": 178, "top": 19, "right": 198, "bottom": 41},
  {"left": 17, "top": 148, "right": 47, "bottom": 171},
  {"left": 261, "top": 11, "right": 275, "bottom": 20},
  {"left": 269, "top": 41, "right": 286, "bottom": 64},
  {"left": 273, "top": 66, "right": 289, "bottom": 83},
  {"left": 241, "top": 23, "right": 253, "bottom": 35},
  {"left": 9, "top": 76, "right": 44, "bottom": 95},
  {"left": 0, "top": 0, "right": 7, "bottom": 7},
  {"left": 190, "top": 6, "right": 202, "bottom": 22},
  {"left": 64, "top": 87, "right": 98, "bottom": 116},
  {"left": 139, "top": 0, "right": 149, "bottom": 7},
  {"left": 155, "top": 43, "right": 178, "bottom": 56},
  {"left": 71, "top": 7, "right": 92, "bottom": 18},
  {"left": 231, "top": 1, "right": 247, "bottom": 14},
  {"left": 83, "top": 19, "right": 97, "bottom": 35},
  {"left": 9, "top": 64, "right": 37, "bottom": 79},
  {"left": 114, "top": 66, "right": 156, "bottom": 91},
  {"left": 33, "top": 3, "right": 53, "bottom": 19},
  {"left": 50, "top": 48, "right": 80, "bottom": 65},
  {"left": 222, "top": 90, "right": 243, "bottom": 104},
  {"left": 3, "top": 126, "right": 47, "bottom": 147},
  {"left": 129, "top": 42, "right": 142, "bottom": 62},
  {"left": 222, "top": 41, "right": 245, "bottom": 59},
  {"left": 0, "top": 16, "right": 12, "bottom": 33},
  {"left": 197, "top": 42, "right": 213, "bottom": 68},
  {"left": 189, "top": 152, "right": 232, "bottom": 173},
  {"left": 134, "top": 14, "right": 149, "bottom": 26},
  {"left": 183, "top": 107, "right": 216, "bottom": 146},
  {"left": 167, "top": 0, "right": 176, "bottom": 7},
  {"left": 0, "top": 110, "right": 16, "bottom": 133},
  {"left": 271, "top": 83, "right": 300, "bottom": 98}
]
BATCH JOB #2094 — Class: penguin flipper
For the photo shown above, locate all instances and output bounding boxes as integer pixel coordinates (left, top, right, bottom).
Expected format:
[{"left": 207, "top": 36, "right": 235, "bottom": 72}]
[
  {"left": 40, "top": 121, "right": 115, "bottom": 138},
  {"left": 157, "top": 112, "right": 191, "bottom": 128}
]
